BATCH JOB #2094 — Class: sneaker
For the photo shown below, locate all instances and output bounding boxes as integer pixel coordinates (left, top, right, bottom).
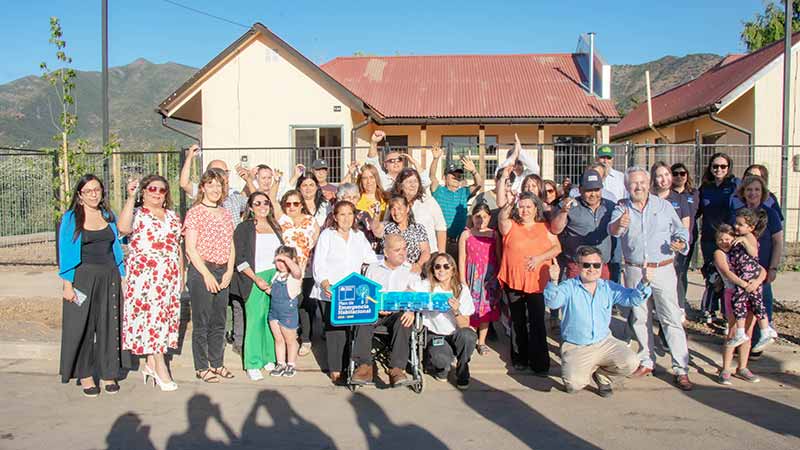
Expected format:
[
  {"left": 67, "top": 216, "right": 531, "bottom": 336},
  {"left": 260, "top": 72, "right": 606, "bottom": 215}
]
[
  {"left": 735, "top": 368, "right": 760, "bottom": 383},
  {"left": 247, "top": 369, "right": 264, "bottom": 381},
  {"left": 298, "top": 342, "right": 312, "bottom": 357},
  {"left": 717, "top": 371, "right": 732, "bottom": 385},
  {"left": 751, "top": 335, "right": 773, "bottom": 353},
  {"left": 725, "top": 334, "right": 750, "bottom": 348},
  {"left": 270, "top": 364, "right": 286, "bottom": 377},
  {"left": 431, "top": 371, "right": 448, "bottom": 382},
  {"left": 592, "top": 373, "right": 613, "bottom": 398},
  {"left": 456, "top": 377, "right": 470, "bottom": 390},
  {"left": 263, "top": 362, "right": 276, "bottom": 371},
  {"left": 282, "top": 365, "right": 296, "bottom": 378},
  {"left": 351, "top": 364, "right": 374, "bottom": 385},
  {"left": 749, "top": 350, "right": 763, "bottom": 360}
]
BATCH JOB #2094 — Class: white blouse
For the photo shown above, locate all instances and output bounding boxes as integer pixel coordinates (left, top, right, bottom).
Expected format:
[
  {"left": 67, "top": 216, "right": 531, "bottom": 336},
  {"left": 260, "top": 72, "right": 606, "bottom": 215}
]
[
  {"left": 312, "top": 228, "right": 378, "bottom": 301},
  {"left": 415, "top": 280, "right": 475, "bottom": 336}
]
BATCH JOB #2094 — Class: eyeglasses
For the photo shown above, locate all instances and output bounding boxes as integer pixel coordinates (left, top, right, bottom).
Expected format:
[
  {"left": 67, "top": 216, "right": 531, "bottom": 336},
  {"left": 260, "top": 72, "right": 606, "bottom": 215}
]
[
  {"left": 672, "top": 171, "right": 687, "bottom": 177},
  {"left": 385, "top": 157, "right": 403, "bottom": 164},
  {"left": 146, "top": 185, "right": 167, "bottom": 194},
  {"left": 448, "top": 173, "right": 464, "bottom": 180},
  {"left": 433, "top": 263, "right": 452, "bottom": 270},
  {"left": 80, "top": 187, "right": 102, "bottom": 196},
  {"left": 284, "top": 201, "right": 302, "bottom": 208},
  {"left": 581, "top": 262, "right": 602, "bottom": 269},
  {"left": 545, "top": 188, "right": 555, "bottom": 194},
  {"left": 252, "top": 200, "right": 270, "bottom": 207},
  {"left": 711, "top": 164, "right": 728, "bottom": 170}
]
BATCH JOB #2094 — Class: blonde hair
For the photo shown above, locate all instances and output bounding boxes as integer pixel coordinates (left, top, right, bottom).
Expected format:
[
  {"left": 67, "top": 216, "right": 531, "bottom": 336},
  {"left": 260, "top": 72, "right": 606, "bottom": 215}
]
[{"left": 425, "top": 252, "right": 462, "bottom": 298}]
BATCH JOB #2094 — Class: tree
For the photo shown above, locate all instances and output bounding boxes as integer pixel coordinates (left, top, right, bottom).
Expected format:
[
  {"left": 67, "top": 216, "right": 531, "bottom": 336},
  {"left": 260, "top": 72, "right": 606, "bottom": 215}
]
[
  {"left": 741, "top": 0, "right": 800, "bottom": 52},
  {"left": 40, "top": 17, "right": 77, "bottom": 213}
]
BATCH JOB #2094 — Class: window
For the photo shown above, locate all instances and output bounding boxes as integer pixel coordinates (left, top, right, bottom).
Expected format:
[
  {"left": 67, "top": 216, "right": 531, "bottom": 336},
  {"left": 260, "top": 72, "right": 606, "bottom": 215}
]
[
  {"left": 441, "top": 135, "right": 498, "bottom": 180},
  {"left": 553, "top": 135, "right": 593, "bottom": 185},
  {"left": 292, "top": 127, "right": 343, "bottom": 180},
  {"left": 377, "top": 135, "right": 409, "bottom": 158}
]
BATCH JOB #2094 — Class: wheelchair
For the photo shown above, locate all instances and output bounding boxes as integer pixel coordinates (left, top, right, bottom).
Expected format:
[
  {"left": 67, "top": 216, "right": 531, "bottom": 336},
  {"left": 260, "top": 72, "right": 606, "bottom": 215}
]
[{"left": 345, "top": 312, "right": 426, "bottom": 393}]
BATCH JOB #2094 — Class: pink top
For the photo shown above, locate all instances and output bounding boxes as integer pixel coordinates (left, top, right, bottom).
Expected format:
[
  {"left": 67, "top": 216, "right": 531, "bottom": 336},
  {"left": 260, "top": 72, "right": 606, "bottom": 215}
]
[{"left": 183, "top": 205, "right": 233, "bottom": 265}]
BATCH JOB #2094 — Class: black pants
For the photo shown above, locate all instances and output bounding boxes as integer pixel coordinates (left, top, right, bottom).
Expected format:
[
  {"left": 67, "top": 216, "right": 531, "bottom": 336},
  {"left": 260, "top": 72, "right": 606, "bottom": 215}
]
[
  {"left": 425, "top": 328, "right": 477, "bottom": 383},
  {"left": 188, "top": 264, "right": 229, "bottom": 371},
  {"left": 320, "top": 301, "right": 349, "bottom": 373},
  {"left": 352, "top": 312, "right": 411, "bottom": 369},
  {"left": 228, "top": 294, "right": 245, "bottom": 348},
  {"left": 507, "top": 288, "right": 550, "bottom": 373},
  {"left": 299, "top": 277, "right": 317, "bottom": 344},
  {"left": 674, "top": 253, "right": 690, "bottom": 311}
]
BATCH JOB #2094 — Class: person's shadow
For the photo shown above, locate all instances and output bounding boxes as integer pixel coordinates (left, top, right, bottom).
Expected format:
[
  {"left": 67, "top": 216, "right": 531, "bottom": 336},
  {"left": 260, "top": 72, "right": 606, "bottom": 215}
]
[
  {"left": 105, "top": 412, "right": 155, "bottom": 450},
  {"left": 239, "top": 390, "right": 337, "bottom": 449},
  {"left": 165, "top": 394, "right": 238, "bottom": 450},
  {"left": 349, "top": 392, "right": 448, "bottom": 450}
]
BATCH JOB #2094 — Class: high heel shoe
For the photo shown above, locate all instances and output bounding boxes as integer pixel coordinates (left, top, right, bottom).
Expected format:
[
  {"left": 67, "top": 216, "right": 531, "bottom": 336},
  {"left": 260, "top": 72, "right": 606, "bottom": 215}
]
[
  {"left": 151, "top": 370, "right": 178, "bottom": 392},
  {"left": 142, "top": 364, "right": 155, "bottom": 385}
]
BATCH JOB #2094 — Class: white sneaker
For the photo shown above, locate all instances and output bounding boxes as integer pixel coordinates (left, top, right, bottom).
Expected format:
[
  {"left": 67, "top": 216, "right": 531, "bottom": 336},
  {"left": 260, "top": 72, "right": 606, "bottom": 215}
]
[
  {"left": 751, "top": 335, "right": 773, "bottom": 353},
  {"left": 769, "top": 327, "right": 779, "bottom": 339},
  {"left": 263, "top": 362, "right": 276, "bottom": 371},
  {"left": 247, "top": 369, "right": 264, "bottom": 381},
  {"left": 725, "top": 334, "right": 750, "bottom": 348}
]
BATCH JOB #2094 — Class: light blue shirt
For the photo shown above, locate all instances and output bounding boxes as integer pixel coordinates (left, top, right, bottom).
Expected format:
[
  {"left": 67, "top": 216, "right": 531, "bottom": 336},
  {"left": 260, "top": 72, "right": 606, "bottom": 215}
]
[
  {"left": 544, "top": 278, "right": 651, "bottom": 345},
  {"left": 608, "top": 194, "right": 689, "bottom": 264}
]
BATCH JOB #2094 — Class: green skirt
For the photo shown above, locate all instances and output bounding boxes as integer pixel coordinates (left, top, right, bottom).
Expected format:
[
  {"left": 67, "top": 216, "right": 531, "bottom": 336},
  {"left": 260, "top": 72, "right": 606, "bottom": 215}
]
[{"left": 243, "top": 268, "right": 277, "bottom": 369}]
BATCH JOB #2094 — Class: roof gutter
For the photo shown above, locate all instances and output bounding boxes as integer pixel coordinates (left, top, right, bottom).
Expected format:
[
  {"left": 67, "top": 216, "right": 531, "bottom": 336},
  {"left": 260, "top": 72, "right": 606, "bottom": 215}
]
[
  {"left": 708, "top": 107, "right": 752, "bottom": 146},
  {"left": 351, "top": 116, "right": 372, "bottom": 161},
  {"left": 374, "top": 116, "right": 619, "bottom": 126},
  {"left": 160, "top": 112, "right": 200, "bottom": 142}
]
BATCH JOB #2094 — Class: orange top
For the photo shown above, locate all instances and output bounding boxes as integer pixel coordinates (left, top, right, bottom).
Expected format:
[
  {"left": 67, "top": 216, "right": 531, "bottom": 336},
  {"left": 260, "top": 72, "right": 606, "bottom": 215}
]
[{"left": 498, "top": 221, "right": 559, "bottom": 293}]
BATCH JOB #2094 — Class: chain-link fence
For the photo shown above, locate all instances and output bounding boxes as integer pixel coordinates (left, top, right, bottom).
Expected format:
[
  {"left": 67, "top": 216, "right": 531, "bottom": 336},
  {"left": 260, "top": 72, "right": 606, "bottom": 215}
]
[{"left": 2, "top": 143, "right": 800, "bottom": 265}]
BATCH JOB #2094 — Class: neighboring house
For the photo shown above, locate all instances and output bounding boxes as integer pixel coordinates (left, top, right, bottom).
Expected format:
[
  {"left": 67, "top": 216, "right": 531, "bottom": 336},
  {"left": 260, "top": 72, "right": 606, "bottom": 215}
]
[
  {"left": 158, "top": 23, "right": 620, "bottom": 187},
  {"left": 611, "top": 32, "right": 800, "bottom": 240}
]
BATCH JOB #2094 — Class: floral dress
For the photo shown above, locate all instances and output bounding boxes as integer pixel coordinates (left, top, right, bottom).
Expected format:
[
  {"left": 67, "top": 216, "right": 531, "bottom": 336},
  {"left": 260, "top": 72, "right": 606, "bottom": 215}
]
[
  {"left": 122, "top": 208, "right": 182, "bottom": 355},
  {"left": 466, "top": 231, "right": 501, "bottom": 327},
  {"left": 279, "top": 214, "right": 316, "bottom": 267},
  {"left": 727, "top": 243, "right": 767, "bottom": 320}
]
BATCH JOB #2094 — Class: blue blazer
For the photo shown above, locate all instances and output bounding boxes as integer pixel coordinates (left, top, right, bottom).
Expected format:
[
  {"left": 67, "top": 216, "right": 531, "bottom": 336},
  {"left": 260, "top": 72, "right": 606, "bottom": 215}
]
[{"left": 57, "top": 209, "right": 126, "bottom": 282}]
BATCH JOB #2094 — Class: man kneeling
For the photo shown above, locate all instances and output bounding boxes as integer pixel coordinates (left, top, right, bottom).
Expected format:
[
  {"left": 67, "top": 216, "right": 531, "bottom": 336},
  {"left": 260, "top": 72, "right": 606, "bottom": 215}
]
[
  {"left": 417, "top": 252, "right": 477, "bottom": 390},
  {"left": 544, "top": 246, "right": 651, "bottom": 397},
  {"left": 352, "top": 234, "right": 417, "bottom": 387}
]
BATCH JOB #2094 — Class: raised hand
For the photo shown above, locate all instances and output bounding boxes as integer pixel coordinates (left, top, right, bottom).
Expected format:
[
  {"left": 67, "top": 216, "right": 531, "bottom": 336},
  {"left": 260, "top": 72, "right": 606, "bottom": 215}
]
[
  {"left": 371, "top": 130, "right": 386, "bottom": 143},
  {"left": 294, "top": 164, "right": 305, "bottom": 177},
  {"left": 548, "top": 258, "right": 560, "bottom": 281},
  {"left": 619, "top": 207, "right": 631, "bottom": 228},
  {"left": 431, "top": 145, "right": 443, "bottom": 159},
  {"left": 461, "top": 156, "right": 476, "bottom": 173},
  {"left": 126, "top": 178, "right": 139, "bottom": 197},
  {"left": 561, "top": 197, "right": 575, "bottom": 212},
  {"left": 187, "top": 144, "right": 200, "bottom": 158}
]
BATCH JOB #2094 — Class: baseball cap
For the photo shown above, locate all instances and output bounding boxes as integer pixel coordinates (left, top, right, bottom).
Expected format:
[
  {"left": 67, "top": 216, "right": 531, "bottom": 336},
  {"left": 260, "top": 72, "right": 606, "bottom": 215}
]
[
  {"left": 445, "top": 163, "right": 464, "bottom": 174},
  {"left": 581, "top": 169, "right": 604, "bottom": 190},
  {"left": 596, "top": 145, "right": 614, "bottom": 158},
  {"left": 311, "top": 159, "right": 328, "bottom": 170}
]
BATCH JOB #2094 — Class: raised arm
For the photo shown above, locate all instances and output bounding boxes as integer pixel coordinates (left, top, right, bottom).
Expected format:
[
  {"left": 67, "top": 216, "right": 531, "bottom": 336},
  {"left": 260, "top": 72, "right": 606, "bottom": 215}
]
[
  {"left": 429, "top": 145, "right": 442, "bottom": 192},
  {"left": 269, "top": 172, "right": 285, "bottom": 220},
  {"left": 549, "top": 197, "right": 573, "bottom": 235},
  {"left": 608, "top": 204, "right": 630, "bottom": 237},
  {"left": 180, "top": 144, "right": 200, "bottom": 196},
  {"left": 543, "top": 258, "right": 567, "bottom": 309},
  {"left": 498, "top": 195, "right": 514, "bottom": 236},
  {"left": 461, "top": 156, "right": 483, "bottom": 197},
  {"left": 496, "top": 165, "right": 513, "bottom": 209},
  {"left": 609, "top": 277, "right": 651, "bottom": 308},
  {"left": 116, "top": 179, "right": 139, "bottom": 236}
]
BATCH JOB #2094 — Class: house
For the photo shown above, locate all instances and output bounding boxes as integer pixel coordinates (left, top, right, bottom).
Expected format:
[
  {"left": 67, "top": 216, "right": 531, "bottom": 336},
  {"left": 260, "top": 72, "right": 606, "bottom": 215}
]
[
  {"left": 158, "top": 23, "right": 620, "bottom": 187},
  {"left": 611, "top": 32, "right": 800, "bottom": 239}
]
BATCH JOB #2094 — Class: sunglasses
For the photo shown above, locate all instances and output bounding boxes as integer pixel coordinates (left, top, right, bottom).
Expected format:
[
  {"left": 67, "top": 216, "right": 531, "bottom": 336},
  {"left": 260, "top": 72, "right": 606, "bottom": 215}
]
[
  {"left": 146, "top": 185, "right": 167, "bottom": 194},
  {"left": 284, "top": 201, "right": 302, "bottom": 208},
  {"left": 433, "top": 263, "right": 452, "bottom": 270},
  {"left": 385, "top": 157, "right": 403, "bottom": 164},
  {"left": 581, "top": 262, "right": 602, "bottom": 269},
  {"left": 252, "top": 200, "right": 271, "bottom": 207},
  {"left": 672, "top": 171, "right": 687, "bottom": 177},
  {"left": 711, "top": 164, "right": 728, "bottom": 170},
  {"left": 545, "top": 188, "right": 555, "bottom": 194}
]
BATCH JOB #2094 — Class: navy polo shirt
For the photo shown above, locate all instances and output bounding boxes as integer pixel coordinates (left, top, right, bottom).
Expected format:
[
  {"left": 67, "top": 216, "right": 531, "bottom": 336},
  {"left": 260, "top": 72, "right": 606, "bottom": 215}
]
[
  {"left": 699, "top": 177, "right": 739, "bottom": 241},
  {"left": 556, "top": 197, "right": 615, "bottom": 263}
]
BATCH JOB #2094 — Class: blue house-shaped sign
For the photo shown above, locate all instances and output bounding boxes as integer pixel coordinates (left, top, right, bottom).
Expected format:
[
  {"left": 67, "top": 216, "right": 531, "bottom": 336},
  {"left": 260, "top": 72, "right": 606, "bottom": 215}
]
[{"left": 331, "top": 272, "right": 382, "bottom": 326}]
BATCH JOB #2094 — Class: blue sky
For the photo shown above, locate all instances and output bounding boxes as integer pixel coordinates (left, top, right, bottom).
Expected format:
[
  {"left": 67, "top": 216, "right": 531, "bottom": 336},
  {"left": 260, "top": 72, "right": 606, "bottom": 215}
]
[{"left": 0, "top": 0, "right": 769, "bottom": 84}]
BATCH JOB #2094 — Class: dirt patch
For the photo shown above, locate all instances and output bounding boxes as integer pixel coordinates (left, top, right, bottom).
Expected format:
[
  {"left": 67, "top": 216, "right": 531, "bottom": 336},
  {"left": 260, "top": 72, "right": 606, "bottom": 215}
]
[
  {"left": 0, "top": 242, "right": 56, "bottom": 266},
  {"left": 0, "top": 297, "right": 61, "bottom": 328},
  {"left": 683, "top": 302, "right": 800, "bottom": 347}
]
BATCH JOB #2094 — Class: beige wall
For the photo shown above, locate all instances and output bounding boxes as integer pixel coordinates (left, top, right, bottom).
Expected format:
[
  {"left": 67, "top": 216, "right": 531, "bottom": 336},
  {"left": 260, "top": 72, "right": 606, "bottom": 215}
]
[{"left": 199, "top": 36, "right": 355, "bottom": 189}]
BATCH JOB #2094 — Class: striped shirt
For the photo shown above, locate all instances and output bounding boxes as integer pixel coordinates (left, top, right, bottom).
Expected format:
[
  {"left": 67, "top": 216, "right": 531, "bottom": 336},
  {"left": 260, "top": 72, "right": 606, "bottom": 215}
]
[{"left": 432, "top": 186, "right": 471, "bottom": 239}]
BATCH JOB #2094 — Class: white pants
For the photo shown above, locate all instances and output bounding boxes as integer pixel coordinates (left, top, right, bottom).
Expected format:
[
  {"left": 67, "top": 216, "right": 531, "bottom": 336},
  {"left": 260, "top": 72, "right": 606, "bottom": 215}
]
[
  {"left": 561, "top": 335, "right": 639, "bottom": 391},
  {"left": 622, "top": 264, "right": 689, "bottom": 375}
]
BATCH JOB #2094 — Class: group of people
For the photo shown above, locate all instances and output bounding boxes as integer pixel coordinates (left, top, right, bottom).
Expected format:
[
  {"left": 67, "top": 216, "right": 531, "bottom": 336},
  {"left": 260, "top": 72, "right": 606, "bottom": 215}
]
[{"left": 57, "top": 129, "right": 782, "bottom": 398}]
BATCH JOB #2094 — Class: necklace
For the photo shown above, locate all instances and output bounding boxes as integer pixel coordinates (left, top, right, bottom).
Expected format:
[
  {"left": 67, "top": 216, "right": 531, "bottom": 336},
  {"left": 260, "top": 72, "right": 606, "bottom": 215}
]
[{"left": 202, "top": 202, "right": 219, "bottom": 208}]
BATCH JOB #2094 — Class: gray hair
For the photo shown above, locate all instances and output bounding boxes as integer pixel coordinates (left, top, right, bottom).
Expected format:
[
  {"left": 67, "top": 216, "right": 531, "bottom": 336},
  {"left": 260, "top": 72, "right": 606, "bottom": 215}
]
[
  {"left": 624, "top": 166, "right": 650, "bottom": 186},
  {"left": 336, "top": 182, "right": 359, "bottom": 200}
]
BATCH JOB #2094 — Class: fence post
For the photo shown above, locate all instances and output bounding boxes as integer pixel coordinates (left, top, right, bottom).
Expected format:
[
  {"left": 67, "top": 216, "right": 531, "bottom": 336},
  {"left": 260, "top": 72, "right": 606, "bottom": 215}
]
[
  {"left": 179, "top": 147, "right": 187, "bottom": 218},
  {"left": 112, "top": 152, "right": 122, "bottom": 211},
  {"left": 157, "top": 153, "right": 164, "bottom": 177}
]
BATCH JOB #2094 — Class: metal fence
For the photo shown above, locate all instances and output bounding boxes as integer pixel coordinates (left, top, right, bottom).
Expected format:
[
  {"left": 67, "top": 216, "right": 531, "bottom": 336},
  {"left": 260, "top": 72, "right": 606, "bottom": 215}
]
[{"left": 2, "top": 143, "right": 800, "bottom": 265}]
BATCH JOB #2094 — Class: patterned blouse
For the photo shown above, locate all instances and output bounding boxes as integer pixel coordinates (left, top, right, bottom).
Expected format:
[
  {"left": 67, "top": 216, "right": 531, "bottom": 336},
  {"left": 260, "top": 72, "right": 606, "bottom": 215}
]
[
  {"left": 278, "top": 214, "right": 316, "bottom": 264},
  {"left": 182, "top": 205, "right": 233, "bottom": 265},
  {"left": 383, "top": 222, "right": 428, "bottom": 264}
]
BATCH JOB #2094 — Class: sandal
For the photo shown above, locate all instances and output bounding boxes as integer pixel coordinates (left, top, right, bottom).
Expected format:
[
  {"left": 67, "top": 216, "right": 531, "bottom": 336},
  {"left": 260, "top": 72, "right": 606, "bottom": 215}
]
[
  {"left": 476, "top": 344, "right": 490, "bottom": 356},
  {"left": 196, "top": 369, "right": 220, "bottom": 383},
  {"left": 211, "top": 366, "right": 235, "bottom": 379}
]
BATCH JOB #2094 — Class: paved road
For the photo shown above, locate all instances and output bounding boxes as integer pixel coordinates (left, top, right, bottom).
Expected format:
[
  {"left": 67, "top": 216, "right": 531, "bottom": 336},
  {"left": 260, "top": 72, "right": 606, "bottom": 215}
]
[{"left": 1, "top": 359, "right": 798, "bottom": 450}]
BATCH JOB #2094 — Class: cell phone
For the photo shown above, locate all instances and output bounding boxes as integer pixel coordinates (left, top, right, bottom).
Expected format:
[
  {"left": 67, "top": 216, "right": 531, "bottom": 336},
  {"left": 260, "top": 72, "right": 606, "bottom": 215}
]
[
  {"left": 240, "top": 155, "right": 249, "bottom": 169},
  {"left": 194, "top": 147, "right": 202, "bottom": 159},
  {"left": 73, "top": 288, "right": 87, "bottom": 306}
]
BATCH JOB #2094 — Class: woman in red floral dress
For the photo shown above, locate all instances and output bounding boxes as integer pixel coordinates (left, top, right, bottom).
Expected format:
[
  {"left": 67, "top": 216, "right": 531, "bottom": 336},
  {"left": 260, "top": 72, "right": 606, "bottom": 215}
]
[{"left": 118, "top": 175, "right": 182, "bottom": 391}]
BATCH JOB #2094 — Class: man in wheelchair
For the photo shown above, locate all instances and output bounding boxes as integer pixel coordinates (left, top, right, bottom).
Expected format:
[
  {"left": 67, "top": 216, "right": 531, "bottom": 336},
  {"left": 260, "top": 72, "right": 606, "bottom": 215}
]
[{"left": 351, "top": 235, "right": 419, "bottom": 387}]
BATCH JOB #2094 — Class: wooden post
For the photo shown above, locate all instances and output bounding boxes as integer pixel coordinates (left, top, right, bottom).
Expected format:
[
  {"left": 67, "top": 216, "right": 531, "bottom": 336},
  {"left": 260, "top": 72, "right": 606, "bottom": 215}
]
[
  {"left": 538, "top": 125, "right": 546, "bottom": 178},
  {"left": 478, "top": 125, "right": 486, "bottom": 190},
  {"left": 420, "top": 125, "right": 428, "bottom": 169},
  {"left": 112, "top": 152, "right": 121, "bottom": 211},
  {"left": 157, "top": 153, "right": 164, "bottom": 176}
]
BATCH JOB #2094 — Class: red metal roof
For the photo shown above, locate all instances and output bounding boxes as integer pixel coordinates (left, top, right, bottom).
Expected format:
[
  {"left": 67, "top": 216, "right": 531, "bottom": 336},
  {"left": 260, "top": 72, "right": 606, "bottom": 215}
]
[
  {"left": 321, "top": 54, "right": 619, "bottom": 121},
  {"left": 612, "top": 33, "right": 800, "bottom": 139}
]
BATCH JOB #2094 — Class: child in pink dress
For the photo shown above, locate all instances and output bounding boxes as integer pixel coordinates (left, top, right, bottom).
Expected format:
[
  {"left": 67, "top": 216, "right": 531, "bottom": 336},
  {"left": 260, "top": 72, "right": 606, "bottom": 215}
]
[{"left": 458, "top": 203, "right": 501, "bottom": 355}]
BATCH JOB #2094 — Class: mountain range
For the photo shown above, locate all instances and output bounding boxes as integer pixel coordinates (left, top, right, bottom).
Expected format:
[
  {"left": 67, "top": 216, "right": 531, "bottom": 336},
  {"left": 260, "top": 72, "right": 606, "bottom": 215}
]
[{"left": 0, "top": 54, "right": 724, "bottom": 150}]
